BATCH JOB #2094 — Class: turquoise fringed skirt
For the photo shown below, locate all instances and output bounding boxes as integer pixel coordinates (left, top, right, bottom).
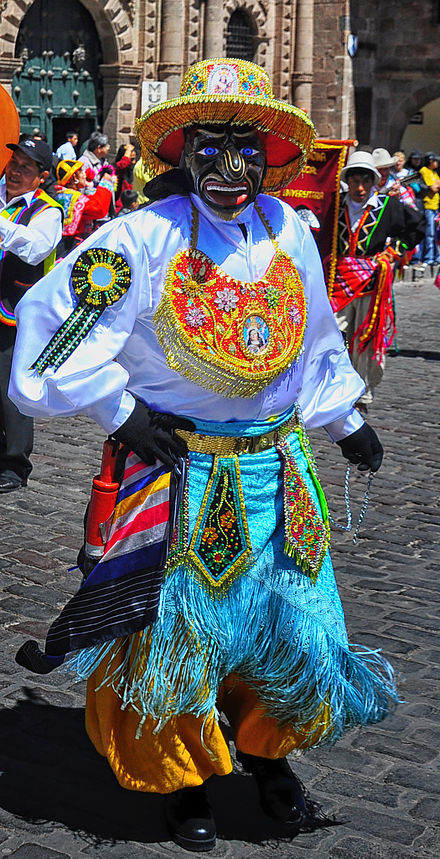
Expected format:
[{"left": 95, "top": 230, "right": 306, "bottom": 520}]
[{"left": 71, "top": 408, "right": 397, "bottom": 746}]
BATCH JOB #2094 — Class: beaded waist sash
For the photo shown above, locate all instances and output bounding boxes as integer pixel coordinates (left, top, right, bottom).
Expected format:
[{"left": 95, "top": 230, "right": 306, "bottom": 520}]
[
  {"left": 177, "top": 411, "right": 299, "bottom": 455},
  {"left": 170, "top": 408, "right": 330, "bottom": 591}
]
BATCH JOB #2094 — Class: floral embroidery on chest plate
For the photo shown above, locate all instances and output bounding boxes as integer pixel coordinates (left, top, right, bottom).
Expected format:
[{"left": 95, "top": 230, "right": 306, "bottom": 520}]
[{"left": 154, "top": 206, "right": 307, "bottom": 398}]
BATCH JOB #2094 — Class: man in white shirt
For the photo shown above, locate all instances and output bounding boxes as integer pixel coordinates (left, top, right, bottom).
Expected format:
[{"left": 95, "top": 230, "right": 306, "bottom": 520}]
[
  {"left": 0, "top": 138, "right": 62, "bottom": 491},
  {"left": 55, "top": 131, "right": 78, "bottom": 161}
]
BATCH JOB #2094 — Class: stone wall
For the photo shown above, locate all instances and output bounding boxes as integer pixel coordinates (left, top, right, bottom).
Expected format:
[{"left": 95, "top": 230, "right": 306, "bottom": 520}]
[{"left": 311, "top": 0, "right": 356, "bottom": 139}]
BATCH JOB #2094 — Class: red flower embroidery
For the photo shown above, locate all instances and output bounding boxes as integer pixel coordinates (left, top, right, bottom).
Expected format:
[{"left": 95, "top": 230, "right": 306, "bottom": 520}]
[
  {"left": 202, "top": 527, "right": 218, "bottom": 545},
  {"left": 220, "top": 511, "right": 236, "bottom": 530}
]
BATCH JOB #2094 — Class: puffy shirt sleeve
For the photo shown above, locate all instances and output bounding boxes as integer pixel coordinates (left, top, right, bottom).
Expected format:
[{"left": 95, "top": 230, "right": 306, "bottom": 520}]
[
  {"left": 9, "top": 210, "right": 181, "bottom": 434},
  {"left": 294, "top": 219, "right": 365, "bottom": 441},
  {"left": 0, "top": 206, "right": 62, "bottom": 265}
]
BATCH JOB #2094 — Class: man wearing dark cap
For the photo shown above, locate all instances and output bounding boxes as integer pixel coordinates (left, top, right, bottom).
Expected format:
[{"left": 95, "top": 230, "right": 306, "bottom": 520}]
[{"left": 0, "top": 137, "right": 62, "bottom": 492}]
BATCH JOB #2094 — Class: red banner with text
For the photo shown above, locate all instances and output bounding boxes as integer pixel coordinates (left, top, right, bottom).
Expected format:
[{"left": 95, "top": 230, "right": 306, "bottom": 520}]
[{"left": 277, "top": 139, "right": 356, "bottom": 296}]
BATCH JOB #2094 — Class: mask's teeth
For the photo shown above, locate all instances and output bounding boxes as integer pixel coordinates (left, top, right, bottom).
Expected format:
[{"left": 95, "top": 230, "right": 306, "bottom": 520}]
[{"left": 206, "top": 183, "right": 247, "bottom": 192}]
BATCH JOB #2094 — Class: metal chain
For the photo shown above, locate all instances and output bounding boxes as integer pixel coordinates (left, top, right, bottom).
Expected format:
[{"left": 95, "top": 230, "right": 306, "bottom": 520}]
[{"left": 329, "top": 464, "right": 375, "bottom": 544}]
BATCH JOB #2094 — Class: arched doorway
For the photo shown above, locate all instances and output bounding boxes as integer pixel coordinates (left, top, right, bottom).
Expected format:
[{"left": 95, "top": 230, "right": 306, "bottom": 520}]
[
  {"left": 400, "top": 97, "right": 440, "bottom": 156},
  {"left": 12, "top": 0, "right": 102, "bottom": 151}
]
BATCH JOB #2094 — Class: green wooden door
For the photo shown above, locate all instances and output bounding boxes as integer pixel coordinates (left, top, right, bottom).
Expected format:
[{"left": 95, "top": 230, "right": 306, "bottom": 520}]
[{"left": 12, "top": 0, "right": 102, "bottom": 152}]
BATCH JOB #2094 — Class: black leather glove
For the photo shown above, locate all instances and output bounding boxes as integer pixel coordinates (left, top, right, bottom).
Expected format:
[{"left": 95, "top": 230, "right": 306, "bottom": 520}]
[
  {"left": 112, "top": 401, "right": 195, "bottom": 470},
  {"left": 336, "top": 422, "right": 383, "bottom": 472}
]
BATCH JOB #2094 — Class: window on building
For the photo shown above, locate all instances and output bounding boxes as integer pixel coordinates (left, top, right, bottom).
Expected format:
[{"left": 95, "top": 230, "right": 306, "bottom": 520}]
[
  {"left": 355, "top": 87, "right": 372, "bottom": 146},
  {"left": 226, "top": 10, "right": 255, "bottom": 61}
]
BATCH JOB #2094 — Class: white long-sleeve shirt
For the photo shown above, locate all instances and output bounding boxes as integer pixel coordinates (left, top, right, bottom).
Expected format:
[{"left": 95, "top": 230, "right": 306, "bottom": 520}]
[
  {"left": 0, "top": 186, "right": 62, "bottom": 265},
  {"left": 55, "top": 141, "right": 77, "bottom": 161},
  {"left": 9, "top": 193, "right": 364, "bottom": 442}
]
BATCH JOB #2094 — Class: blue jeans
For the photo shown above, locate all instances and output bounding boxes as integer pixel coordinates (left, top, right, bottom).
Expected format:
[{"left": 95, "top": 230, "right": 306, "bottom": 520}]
[{"left": 422, "top": 208, "right": 440, "bottom": 263}]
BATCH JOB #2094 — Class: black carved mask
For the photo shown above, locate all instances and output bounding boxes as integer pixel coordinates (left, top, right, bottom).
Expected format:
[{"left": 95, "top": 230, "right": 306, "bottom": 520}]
[{"left": 183, "top": 124, "right": 266, "bottom": 220}]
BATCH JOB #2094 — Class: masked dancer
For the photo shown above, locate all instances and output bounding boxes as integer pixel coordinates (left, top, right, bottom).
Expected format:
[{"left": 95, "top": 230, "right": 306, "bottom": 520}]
[{"left": 11, "top": 60, "right": 397, "bottom": 852}]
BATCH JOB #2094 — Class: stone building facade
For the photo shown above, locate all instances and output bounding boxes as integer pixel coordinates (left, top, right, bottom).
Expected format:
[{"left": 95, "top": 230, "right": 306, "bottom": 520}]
[
  {"left": 0, "top": 0, "right": 433, "bottom": 156},
  {"left": 351, "top": 0, "right": 440, "bottom": 151}
]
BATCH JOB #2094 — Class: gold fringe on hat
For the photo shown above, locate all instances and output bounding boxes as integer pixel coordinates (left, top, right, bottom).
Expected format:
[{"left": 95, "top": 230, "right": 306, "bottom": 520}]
[{"left": 136, "top": 58, "right": 315, "bottom": 192}]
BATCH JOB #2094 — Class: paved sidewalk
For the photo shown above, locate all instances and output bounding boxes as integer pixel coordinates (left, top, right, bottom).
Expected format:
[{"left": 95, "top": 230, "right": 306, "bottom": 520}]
[{"left": 0, "top": 277, "right": 439, "bottom": 858}]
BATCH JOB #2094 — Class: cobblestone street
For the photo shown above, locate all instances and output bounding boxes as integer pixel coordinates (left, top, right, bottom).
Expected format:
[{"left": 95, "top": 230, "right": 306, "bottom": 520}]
[{"left": 0, "top": 276, "right": 439, "bottom": 858}]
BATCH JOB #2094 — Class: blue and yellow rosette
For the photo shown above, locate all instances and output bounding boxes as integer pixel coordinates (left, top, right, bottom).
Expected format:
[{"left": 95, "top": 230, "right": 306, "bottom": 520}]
[{"left": 32, "top": 248, "right": 131, "bottom": 375}]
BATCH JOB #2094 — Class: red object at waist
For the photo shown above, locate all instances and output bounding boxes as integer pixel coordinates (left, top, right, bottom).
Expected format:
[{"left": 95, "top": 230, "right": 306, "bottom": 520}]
[{"left": 84, "top": 440, "right": 120, "bottom": 560}]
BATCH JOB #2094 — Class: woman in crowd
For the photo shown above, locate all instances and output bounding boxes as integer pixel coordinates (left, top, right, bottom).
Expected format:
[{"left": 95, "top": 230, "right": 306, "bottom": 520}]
[
  {"left": 54, "top": 159, "right": 116, "bottom": 255},
  {"left": 419, "top": 151, "right": 440, "bottom": 266},
  {"left": 79, "top": 132, "right": 110, "bottom": 186},
  {"left": 114, "top": 143, "right": 137, "bottom": 214}
]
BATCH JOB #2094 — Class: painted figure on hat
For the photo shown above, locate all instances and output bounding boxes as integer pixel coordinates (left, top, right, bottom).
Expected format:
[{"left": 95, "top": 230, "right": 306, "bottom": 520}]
[{"left": 209, "top": 64, "right": 239, "bottom": 95}]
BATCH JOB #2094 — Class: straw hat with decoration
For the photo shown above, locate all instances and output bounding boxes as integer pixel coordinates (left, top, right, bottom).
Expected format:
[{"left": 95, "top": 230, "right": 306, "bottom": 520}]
[
  {"left": 136, "top": 57, "right": 315, "bottom": 192},
  {"left": 55, "top": 159, "right": 85, "bottom": 187}
]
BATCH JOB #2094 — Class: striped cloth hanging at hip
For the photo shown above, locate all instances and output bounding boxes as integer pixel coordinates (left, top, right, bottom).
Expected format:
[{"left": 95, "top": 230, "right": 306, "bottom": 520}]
[{"left": 44, "top": 453, "right": 184, "bottom": 658}]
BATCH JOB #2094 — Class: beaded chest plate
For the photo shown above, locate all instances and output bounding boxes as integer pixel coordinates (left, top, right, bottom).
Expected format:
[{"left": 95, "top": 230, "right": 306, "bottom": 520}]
[{"left": 154, "top": 247, "right": 307, "bottom": 399}]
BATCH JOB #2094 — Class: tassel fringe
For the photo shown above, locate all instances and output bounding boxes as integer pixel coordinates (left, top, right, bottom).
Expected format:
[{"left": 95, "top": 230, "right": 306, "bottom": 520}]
[{"left": 66, "top": 560, "right": 398, "bottom": 747}]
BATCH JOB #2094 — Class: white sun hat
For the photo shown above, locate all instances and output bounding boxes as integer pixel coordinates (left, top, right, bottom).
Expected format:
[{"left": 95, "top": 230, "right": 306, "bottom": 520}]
[
  {"left": 372, "top": 147, "right": 398, "bottom": 169},
  {"left": 340, "top": 150, "right": 381, "bottom": 183}
]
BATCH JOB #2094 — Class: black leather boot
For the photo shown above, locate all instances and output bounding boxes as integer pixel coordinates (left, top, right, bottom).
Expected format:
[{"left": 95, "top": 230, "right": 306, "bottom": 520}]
[
  {"left": 165, "top": 783, "right": 216, "bottom": 852},
  {"left": 236, "top": 751, "right": 307, "bottom": 827}
]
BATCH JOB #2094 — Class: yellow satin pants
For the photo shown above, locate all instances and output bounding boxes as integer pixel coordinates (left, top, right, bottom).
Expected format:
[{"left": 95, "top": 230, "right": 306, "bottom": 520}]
[{"left": 86, "top": 642, "right": 330, "bottom": 794}]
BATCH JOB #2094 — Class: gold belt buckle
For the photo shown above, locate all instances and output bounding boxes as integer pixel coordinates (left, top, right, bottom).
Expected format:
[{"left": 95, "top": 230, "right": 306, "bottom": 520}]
[
  {"left": 257, "top": 431, "right": 277, "bottom": 452},
  {"left": 237, "top": 436, "right": 257, "bottom": 454},
  {"left": 236, "top": 430, "right": 278, "bottom": 455}
]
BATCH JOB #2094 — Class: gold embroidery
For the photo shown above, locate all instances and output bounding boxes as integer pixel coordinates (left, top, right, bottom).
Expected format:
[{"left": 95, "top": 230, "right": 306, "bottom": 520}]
[
  {"left": 154, "top": 203, "right": 307, "bottom": 397},
  {"left": 280, "top": 189, "right": 325, "bottom": 200},
  {"left": 309, "top": 150, "right": 327, "bottom": 162},
  {"left": 155, "top": 248, "right": 307, "bottom": 398}
]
